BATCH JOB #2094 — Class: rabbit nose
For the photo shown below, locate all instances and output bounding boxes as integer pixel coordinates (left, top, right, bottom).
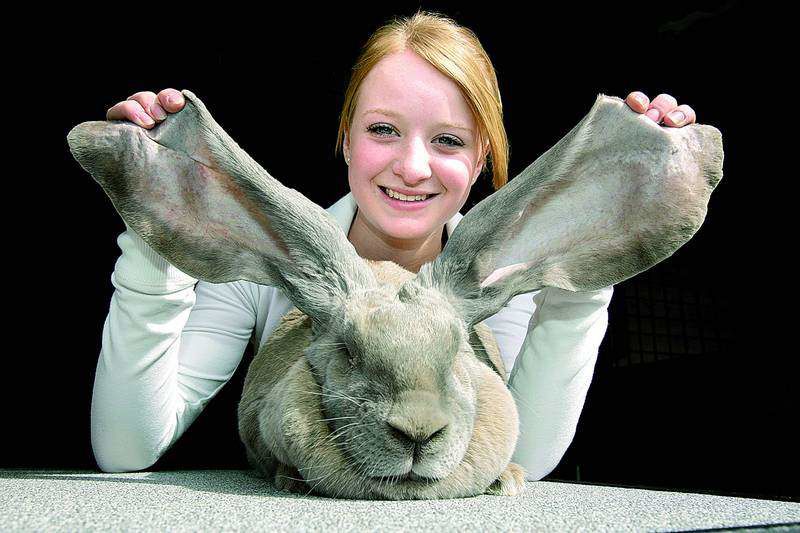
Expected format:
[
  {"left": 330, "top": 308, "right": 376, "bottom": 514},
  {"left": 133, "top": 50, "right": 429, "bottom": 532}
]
[
  {"left": 386, "top": 419, "right": 448, "bottom": 448},
  {"left": 386, "top": 390, "right": 449, "bottom": 449}
]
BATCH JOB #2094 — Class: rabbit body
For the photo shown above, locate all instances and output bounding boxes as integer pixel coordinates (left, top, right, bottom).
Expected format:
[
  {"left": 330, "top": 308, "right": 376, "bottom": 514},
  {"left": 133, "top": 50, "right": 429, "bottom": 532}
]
[
  {"left": 237, "top": 258, "right": 525, "bottom": 500},
  {"left": 68, "top": 89, "right": 722, "bottom": 500}
]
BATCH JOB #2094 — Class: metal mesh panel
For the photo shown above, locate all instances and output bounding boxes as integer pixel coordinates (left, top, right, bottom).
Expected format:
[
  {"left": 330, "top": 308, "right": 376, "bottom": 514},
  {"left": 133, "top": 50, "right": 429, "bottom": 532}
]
[{"left": 609, "top": 260, "right": 734, "bottom": 368}]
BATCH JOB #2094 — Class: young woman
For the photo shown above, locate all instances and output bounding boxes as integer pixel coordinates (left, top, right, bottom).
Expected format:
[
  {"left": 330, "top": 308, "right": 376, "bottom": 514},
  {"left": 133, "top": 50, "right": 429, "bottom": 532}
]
[{"left": 93, "top": 10, "right": 697, "bottom": 479}]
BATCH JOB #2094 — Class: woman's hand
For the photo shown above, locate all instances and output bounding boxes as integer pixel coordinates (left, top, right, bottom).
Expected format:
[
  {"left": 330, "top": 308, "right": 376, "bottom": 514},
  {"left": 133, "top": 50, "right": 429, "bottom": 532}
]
[
  {"left": 624, "top": 91, "right": 696, "bottom": 128},
  {"left": 106, "top": 88, "right": 186, "bottom": 129}
]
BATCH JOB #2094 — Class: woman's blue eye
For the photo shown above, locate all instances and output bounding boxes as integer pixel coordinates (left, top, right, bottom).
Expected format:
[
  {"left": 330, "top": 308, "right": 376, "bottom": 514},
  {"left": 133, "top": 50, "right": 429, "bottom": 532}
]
[
  {"left": 437, "top": 135, "right": 464, "bottom": 147},
  {"left": 368, "top": 124, "right": 394, "bottom": 136},
  {"left": 367, "top": 124, "right": 464, "bottom": 147}
]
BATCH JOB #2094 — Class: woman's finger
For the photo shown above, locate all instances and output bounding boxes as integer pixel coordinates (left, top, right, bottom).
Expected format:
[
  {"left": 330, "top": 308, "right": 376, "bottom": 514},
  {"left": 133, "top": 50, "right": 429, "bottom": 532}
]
[
  {"left": 625, "top": 91, "right": 650, "bottom": 113},
  {"left": 127, "top": 91, "right": 167, "bottom": 122},
  {"left": 663, "top": 104, "right": 697, "bottom": 127},
  {"left": 106, "top": 99, "right": 155, "bottom": 128},
  {"left": 645, "top": 93, "right": 679, "bottom": 123},
  {"left": 157, "top": 88, "right": 185, "bottom": 113}
]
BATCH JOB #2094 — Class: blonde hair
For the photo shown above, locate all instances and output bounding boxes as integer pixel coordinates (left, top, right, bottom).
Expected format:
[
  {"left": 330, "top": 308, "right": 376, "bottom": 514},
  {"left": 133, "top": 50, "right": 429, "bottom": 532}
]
[{"left": 334, "top": 9, "right": 509, "bottom": 191}]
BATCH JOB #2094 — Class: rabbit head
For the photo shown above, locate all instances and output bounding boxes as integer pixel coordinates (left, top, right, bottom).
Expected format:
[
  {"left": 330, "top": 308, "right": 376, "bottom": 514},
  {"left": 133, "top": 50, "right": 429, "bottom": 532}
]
[
  {"left": 236, "top": 256, "right": 517, "bottom": 500},
  {"left": 67, "top": 90, "right": 723, "bottom": 499}
]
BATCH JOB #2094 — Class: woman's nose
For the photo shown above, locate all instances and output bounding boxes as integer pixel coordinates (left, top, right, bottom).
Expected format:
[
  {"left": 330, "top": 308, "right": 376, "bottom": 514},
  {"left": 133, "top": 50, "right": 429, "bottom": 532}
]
[{"left": 394, "top": 137, "right": 432, "bottom": 184}]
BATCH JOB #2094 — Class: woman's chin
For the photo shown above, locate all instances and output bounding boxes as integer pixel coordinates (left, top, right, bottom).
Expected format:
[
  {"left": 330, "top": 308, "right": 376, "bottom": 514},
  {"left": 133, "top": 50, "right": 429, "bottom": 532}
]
[{"left": 378, "top": 219, "right": 437, "bottom": 241}]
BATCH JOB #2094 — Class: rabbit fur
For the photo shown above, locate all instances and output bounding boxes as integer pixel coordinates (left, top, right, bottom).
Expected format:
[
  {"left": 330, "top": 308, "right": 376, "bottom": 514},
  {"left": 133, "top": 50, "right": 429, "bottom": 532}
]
[
  {"left": 237, "top": 258, "right": 521, "bottom": 499},
  {"left": 66, "top": 89, "right": 723, "bottom": 500}
]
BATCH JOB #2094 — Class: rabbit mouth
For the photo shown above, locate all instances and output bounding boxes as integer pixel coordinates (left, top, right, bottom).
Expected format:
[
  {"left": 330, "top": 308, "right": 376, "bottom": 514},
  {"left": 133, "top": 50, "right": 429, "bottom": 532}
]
[{"left": 370, "top": 471, "right": 437, "bottom": 484}]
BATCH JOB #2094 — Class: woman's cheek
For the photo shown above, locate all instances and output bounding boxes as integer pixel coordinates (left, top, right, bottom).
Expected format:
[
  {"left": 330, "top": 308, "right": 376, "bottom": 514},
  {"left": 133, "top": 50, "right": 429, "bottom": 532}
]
[
  {"left": 352, "top": 142, "right": 392, "bottom": 177},
  {"left": 435, "top": 158, "right": 474, "bottom": 194}
]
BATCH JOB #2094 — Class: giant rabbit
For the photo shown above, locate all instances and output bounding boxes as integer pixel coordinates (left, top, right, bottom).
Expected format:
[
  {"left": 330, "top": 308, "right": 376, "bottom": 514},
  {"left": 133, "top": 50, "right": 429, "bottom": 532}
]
[{"left": 67, "top": 90, "right": 723, "bottom": 500}]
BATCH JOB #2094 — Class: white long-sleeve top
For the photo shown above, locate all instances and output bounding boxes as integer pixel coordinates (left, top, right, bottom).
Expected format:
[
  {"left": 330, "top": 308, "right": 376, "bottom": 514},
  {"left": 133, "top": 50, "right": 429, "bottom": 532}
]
[{"left": 91, "top": 191, "right": 613, "bottom": 481}]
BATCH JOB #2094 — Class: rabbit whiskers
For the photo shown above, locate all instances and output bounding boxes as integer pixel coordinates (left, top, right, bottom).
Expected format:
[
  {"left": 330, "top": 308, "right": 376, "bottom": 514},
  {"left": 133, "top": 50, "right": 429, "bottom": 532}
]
[
  {"left": 269, "top": 366, "right": 372, "bottom": 496},
  {"left": 291, "top": 364, "right": 372, "bottom": 404},
  {"left": 274, "top": 352, "right": 492, "bottom": 497}
]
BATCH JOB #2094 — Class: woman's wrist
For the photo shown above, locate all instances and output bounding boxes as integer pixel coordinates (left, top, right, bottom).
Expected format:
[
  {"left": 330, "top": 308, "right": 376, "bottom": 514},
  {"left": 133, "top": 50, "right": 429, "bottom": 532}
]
[{"left": 113, "top": 223, "right": 199, "bottom": 293}]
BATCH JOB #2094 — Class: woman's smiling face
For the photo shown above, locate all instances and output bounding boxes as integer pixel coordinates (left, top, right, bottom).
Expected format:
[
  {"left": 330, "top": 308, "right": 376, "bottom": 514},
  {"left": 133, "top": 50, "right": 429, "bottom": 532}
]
[{"left": 344, "top": 48, "right": 487, "bottom": 243}]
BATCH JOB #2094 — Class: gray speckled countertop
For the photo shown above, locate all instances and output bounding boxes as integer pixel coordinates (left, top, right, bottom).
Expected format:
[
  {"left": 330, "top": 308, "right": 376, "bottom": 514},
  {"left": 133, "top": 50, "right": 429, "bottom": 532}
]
[{"left": 1, "top": 469, "right": 797, "bottom": 532}]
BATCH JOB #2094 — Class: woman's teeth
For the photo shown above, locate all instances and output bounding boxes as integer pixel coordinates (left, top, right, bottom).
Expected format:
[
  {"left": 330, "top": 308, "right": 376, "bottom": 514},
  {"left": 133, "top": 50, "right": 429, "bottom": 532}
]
[{"left": 380, "top": 186, "right": 435, "bottom": 202}]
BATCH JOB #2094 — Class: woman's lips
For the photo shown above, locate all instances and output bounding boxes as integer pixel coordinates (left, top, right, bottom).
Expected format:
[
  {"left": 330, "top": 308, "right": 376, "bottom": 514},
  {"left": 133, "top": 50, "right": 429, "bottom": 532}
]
[{"left": 378, "top": 185, "right": 439, "bottom": 211}]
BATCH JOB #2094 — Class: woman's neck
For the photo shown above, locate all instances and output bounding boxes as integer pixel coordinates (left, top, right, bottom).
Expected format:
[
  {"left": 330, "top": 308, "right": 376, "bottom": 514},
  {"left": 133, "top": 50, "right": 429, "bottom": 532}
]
[{"left": 347, "top": 207, "right": 445, "bottom": 274}]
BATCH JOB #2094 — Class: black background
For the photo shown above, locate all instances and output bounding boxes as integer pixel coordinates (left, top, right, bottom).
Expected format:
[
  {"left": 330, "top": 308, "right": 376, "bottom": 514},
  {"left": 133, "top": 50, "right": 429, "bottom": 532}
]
[{"left": 7, "top": 2, "right": 794, "bottom": 501}]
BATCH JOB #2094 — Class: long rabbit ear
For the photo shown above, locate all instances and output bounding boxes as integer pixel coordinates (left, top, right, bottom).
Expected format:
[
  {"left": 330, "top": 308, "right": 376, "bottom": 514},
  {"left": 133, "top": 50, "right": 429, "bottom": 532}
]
[
  {"left": 414, "top": 94, "right": 724, "bottom": 327},
  {"left": 67, "top": 90, "right": 376, "bottom": 326}
]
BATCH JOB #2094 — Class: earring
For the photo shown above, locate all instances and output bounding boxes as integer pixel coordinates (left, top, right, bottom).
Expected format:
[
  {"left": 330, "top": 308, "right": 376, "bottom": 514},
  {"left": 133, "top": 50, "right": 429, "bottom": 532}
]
[{"left": 345, "top": 154, "right": 350, "bottom": 165}]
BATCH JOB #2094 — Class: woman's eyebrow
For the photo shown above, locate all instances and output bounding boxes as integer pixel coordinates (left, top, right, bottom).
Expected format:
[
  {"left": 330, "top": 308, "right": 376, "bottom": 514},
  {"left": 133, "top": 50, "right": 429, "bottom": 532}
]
[{"left": 363, "top": 108, "right": 472, "bottom": 132}]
